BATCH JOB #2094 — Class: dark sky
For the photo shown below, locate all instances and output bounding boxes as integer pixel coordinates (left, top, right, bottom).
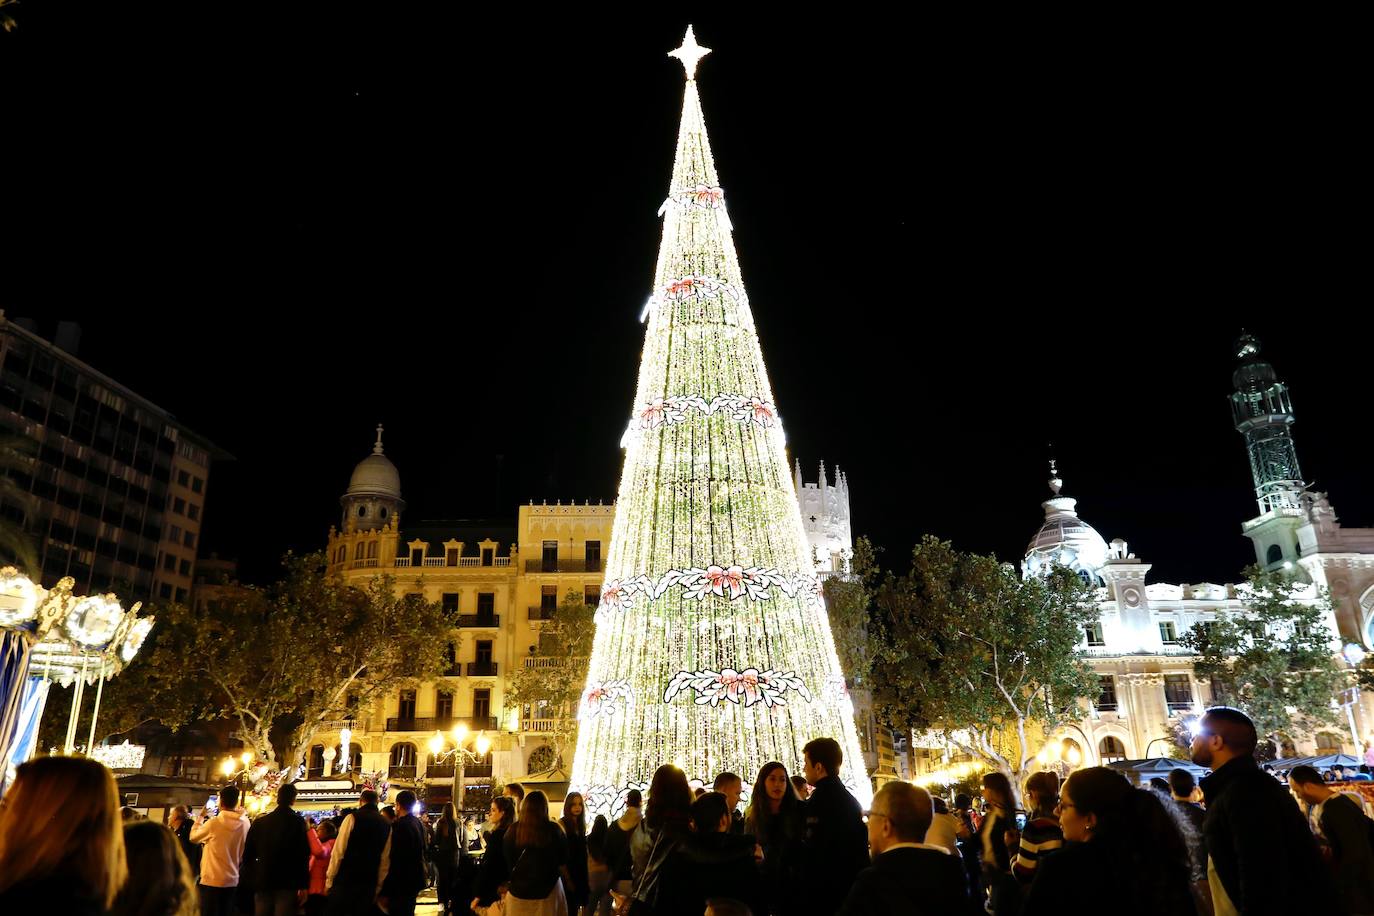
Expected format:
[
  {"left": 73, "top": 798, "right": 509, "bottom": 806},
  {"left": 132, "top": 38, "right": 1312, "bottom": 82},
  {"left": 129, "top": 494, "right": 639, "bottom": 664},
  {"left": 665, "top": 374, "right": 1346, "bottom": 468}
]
[{"left": 8, "top": 12, "right": 1369, "bottom": 585}]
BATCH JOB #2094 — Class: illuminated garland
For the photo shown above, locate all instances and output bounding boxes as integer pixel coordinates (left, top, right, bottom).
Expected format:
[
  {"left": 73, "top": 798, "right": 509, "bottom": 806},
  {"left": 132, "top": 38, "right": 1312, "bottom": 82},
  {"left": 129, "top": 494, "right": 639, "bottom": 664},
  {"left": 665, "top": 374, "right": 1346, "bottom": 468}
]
[
  {"left": 597, "top": 566, "right": 822, "bottom": 619},
  {"left": 662, "top": 274, "right": 740, "bottom": 303},
  {"left": 630, "top": 394, "right": 778, "bottom": 432},
  {"left": 580, "top": 680, "right": 632, "bottom": 719},
  {"left": 664, "top": 667, "right": 811, "bottom": 708}
]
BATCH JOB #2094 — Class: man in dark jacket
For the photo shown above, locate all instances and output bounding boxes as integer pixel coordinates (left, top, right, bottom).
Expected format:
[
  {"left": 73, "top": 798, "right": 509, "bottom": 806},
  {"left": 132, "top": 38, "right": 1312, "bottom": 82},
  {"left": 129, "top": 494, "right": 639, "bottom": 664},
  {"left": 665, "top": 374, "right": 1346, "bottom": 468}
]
[
  {"left": 326, "top": 789, "right": 392, "bottom": 916},
  {"left": 1289, "top": 765, "right": 1374, "bottom": 916},
  {"left": 379, "top": 790, "right": 428, "bottom": 916},
  {"left": 242, "top": 783, "right": 311, "bottom": 916},
  {"left": 839, "top": 782, "right": 975, "bottom": 915},
  {"left": 1193, "top": 706, "right": 1338, "bottom": 915},
  {"left": 800, "top": 737, "right": 870, "bottom": 915}
]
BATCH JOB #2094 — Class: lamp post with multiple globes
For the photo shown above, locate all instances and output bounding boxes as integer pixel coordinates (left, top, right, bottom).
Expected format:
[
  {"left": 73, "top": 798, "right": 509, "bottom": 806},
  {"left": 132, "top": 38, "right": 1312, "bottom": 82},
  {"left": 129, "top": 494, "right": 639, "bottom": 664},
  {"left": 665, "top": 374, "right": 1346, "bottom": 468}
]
[{"left": 427, "top": 723, "right": 491, "bottom": 814}]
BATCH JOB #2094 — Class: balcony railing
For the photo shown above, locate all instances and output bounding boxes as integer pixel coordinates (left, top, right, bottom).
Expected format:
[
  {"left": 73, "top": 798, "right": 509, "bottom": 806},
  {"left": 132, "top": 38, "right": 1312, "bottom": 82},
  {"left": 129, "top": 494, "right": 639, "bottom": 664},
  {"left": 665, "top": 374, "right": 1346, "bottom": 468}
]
[
  {"left": 385, "top": 715, "right": 500, "bottom": 733},
  {"left": 467, "top": 661, "right": 498, "bottom": 677},
  {"left": 349, "top": 558, "right": 380, "bottom": 569},
  {"left": 524, "top": 558, "right": 602, "bottom": 573},
  {"left": 521, "top": 718, "right": 566, "bottom": 733},
  {"left": 1095, "top": 702, "right": 1118, "bottom": 713},
  {"left": 465, "top": 763, "right": 494, "bottom": 778},
  {"left": 389, "top": 766, "right": 417, "bottom": 780},
  {"left": 528, "top": 606, "right": 557, "bottom": 621},
  {"left": 523, "top": 657, "right": 565, "bottom": 669},
  {"left": 458, "top": 614, "right": 500, "bottom": 628},
  {"left": 426, "top": 763, "right": 455, "bottom": 778},
  {"left": 394, "top": 556, "right": 513, "bottom": 568},
  {"left": 1166, "top": 700, "right": 1195, "bottom": 714}
]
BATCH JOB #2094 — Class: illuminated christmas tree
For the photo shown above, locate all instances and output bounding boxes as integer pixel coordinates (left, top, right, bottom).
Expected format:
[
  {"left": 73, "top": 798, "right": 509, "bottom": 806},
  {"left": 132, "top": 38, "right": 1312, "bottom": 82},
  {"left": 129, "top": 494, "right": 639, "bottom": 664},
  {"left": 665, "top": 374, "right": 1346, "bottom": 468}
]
[{"left": 571, "top": 27, "right": 872, "bottom": 818}]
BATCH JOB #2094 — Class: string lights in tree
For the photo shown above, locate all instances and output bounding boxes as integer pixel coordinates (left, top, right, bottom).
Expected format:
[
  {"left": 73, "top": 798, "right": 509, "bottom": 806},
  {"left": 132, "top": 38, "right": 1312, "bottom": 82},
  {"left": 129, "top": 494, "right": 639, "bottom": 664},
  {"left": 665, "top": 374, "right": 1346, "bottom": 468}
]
[{"left": 570, "top": 27, "right": 872, "bottom": 819}]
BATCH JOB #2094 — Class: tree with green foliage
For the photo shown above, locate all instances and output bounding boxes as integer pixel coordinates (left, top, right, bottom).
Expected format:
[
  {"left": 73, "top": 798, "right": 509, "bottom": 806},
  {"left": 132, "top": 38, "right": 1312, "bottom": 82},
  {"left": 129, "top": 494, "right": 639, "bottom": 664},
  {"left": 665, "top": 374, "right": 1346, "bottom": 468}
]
[
  {"left": 1181, "top": 567, "right": 1343, "bottom": 749},
  {"left": 505, "top": 589, "right": 594, "bottom": 770},
  {"left": 821, "top": 537, "right": 880, "bottom": 688},
  {"left": 45, "top": 552, "right": 449, "bottom": 779},
  {"left": 866, "top": 536, "right": 1100, "bottom": 783}
]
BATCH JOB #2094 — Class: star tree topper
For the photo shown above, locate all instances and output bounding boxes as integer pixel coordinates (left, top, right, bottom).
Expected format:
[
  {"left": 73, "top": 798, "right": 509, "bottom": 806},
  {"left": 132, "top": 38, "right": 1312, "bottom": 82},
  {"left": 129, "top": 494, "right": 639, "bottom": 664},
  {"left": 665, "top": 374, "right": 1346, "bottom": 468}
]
[{"left": 668, "top": 25, "right": 711, "bottom": 80}]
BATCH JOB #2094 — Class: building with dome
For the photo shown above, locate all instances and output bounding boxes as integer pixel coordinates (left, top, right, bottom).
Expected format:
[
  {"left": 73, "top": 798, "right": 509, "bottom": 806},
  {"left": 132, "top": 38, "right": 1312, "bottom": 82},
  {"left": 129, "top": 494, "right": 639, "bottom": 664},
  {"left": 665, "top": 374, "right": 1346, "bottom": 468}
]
[{"left": 912, "top": 335, "right": 1374, "bottom": 779}]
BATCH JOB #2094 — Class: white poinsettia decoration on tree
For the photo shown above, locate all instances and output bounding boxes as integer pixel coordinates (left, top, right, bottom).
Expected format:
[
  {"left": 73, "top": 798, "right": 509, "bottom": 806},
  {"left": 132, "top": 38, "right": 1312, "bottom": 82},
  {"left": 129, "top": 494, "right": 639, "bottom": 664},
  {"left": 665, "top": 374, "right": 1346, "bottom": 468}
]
[
  {"left": 664, "top": 667, "right": 812, "bottom": 708},
  {"left": 581, "top": 680, "right": 632, "bottom": 719}
]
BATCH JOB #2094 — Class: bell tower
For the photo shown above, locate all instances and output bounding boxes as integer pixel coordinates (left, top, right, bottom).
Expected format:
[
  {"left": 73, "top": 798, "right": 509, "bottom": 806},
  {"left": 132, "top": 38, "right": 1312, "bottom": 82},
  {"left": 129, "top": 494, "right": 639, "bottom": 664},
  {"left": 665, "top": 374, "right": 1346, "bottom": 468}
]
[{"left": 1230, "top": 334, "right": 1305, "bottom": 571}]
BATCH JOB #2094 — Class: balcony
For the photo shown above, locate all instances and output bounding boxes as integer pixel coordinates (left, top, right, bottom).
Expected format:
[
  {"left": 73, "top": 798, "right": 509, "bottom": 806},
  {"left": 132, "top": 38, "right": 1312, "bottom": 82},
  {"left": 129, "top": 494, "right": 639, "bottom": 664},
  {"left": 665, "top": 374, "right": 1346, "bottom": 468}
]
[
  {"left": 385, "top": 715, "right": 500, "bottom": 733},
  {"left": 1166, "top": 701, "right": 1195, "bottom": 715},
  {"left": 523, "top": 656, "right": 565, "bottom": 669},
  {"left": 457, "top": 614, "right": 500, "bottom": 628},
  {"left": 467, "top": 661, "right": 498, "bottom": 677},
  {"left": 395, "top": 554, "right": 513, "bottom": 568},
  {"left": 524, "top": 558, "right": 602, "bottom": 574},
  {"left": 389, "top": 766, "right": 417, "bottom": 780},
  {"left": 521, "top": 717, "right": 568, "bottom": 733},
  {"left": 426, "top": 763, "right": 455, "bottom": 778},
  {"left": 528, "top": 606, "right": 557, "bottom": 621}
]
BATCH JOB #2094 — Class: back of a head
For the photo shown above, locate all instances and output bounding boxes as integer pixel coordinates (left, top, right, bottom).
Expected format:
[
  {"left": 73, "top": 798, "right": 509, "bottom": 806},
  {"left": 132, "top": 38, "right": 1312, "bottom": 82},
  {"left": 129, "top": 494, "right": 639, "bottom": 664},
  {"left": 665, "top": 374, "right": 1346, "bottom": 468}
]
[
  {"left": 691, "top": 792, "right": 730, "bottom": 834},
  {"left": 220, "top": 785, "right": 240, "bottom": 810},
  {"left": 1067, "top": 767, "right": 1190, "bottom": 883},
  {"left": 704, "top": 899, "right": 753, "bottom": 916},
  {"left": 982, "top": 770, "right": 1018, "bottom": 809},
  {"left": 112, "top": 821, "right": 197, "bottom": 916},
  {"left": 646, "top": 764, "right": 694, "bottom": 832},
  {"left": 1025, "top": 770, "right": 1060, "bottom": 810},
  {"left": 1203, "top": 706, "right": 1258, "bottom": 756},
  {"left": 1149, "top": 777, "right": 1171, "bottom": 795},
  {"left": 515, "top": 791, "right": 552, "bottom": 847},
  {"left": 0, "top": 756, "right": 127, "bottom": 907},
  {"left": 624, "top": 788, "right": 642, "bottom": 810},
  {"left": 1289, "top": 765, "right": 1324, "bottom": 787},
  {"left": 277, "top": 783, "right": 298, "bottom": 807},
  {"left": 802, "top": 737, "right": 843, "bottom": 777},
  {"left": 1168, "top": 768, "right": 1196, "bottom": 798},
  {"left": 360, "top": 789, "right": 379, "bottom": 806},
  {"left": 872, "top": 782, "right": 932, "bottom": 844},
  {"left": 506, "top": 782, "right": 526, "bottom": 801},
  {"left": 395, "top": 790, "right": 416, "bottom": 812},
  {"left": 931, "top": 797, "right": 948, "bottom": 815},
  {"left": 318, "top": 820, "right": 338, "bottom": 842},
  {"left": 712, "top": 772, "right": 741, "bottom": 792},
  {"left": 954, "top": 793, "right": 972, "bottom": 810}
]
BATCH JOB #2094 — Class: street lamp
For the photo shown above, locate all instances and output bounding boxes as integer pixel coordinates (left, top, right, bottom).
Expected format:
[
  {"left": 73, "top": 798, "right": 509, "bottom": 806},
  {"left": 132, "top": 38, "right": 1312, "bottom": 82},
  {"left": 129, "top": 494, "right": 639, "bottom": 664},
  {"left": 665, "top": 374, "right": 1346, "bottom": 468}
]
[
  {"left": 428, "top": 726, "right": 492, "bottom": 814},
  {"left": 220, "top": 757, "right": 236, "bottom": 779}
]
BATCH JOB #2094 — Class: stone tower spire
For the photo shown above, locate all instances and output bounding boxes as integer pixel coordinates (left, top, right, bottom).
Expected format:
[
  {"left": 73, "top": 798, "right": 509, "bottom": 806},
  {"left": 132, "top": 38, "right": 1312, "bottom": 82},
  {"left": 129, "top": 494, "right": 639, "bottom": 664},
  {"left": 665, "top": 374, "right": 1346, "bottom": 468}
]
[{"left": 1230, "top": 334, "right": 1307, "bottom": 570}]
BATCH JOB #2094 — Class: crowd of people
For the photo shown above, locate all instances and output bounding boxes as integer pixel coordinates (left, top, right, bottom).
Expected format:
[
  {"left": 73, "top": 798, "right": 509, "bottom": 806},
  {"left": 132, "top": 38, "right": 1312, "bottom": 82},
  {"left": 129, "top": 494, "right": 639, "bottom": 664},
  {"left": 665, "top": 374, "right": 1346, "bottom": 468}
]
[{"left": 2, "top": 708, "right": 1373, "bottom": 915}]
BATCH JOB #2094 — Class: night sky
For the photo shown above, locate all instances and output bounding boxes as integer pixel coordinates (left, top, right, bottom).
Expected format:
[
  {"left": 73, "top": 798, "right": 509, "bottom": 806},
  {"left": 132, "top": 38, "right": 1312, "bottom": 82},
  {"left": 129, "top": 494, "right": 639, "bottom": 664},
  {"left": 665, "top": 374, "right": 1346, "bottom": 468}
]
[{"left": 8, "top": 12, "right": 1369, "bottom": 586}]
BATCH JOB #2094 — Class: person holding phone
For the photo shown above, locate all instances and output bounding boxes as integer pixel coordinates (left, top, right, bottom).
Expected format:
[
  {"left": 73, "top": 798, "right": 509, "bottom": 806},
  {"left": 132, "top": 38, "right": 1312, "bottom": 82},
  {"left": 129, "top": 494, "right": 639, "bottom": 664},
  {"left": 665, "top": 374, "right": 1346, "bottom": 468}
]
[
  {"left": 1010, "top": 772, "right": 1063, "bottom": 886},
  {"left": 190, "top": 785, "right": 250, "bottom": 916}
]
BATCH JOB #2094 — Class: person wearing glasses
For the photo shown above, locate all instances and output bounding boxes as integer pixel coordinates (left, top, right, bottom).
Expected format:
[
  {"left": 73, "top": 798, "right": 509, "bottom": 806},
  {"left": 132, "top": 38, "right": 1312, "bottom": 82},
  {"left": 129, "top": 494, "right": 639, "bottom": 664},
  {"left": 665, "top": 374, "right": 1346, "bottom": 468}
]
[
  {"left": 838, "top": 782, "right": 976, "bottom": 915},
  {"left": 1021, "top": 767, "right": 1195, "bottom": 915}
]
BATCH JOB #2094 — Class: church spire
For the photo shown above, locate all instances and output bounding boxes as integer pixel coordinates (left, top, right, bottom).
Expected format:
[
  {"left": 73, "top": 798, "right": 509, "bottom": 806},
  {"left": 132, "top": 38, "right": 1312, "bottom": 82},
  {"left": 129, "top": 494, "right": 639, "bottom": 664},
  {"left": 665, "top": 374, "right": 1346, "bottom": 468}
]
[{"left": 1230, "top": 333, "right": 1303, "bottom": 515}]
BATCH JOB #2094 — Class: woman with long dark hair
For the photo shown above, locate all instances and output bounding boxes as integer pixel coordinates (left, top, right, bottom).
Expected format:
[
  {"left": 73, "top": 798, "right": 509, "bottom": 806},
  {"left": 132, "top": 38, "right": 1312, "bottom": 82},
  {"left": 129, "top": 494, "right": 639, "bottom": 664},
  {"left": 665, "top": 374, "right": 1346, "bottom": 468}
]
[
  {"left": 0, "top": 756, "right": 127, "bottom": 914},
  {"left": 1022, "top": 766, "right": 1196, "bottom": 915},
  {"left": 978, "top": 771, "right": 1021, "bottom": 916},
  {"left": 560, "top": 792, "right": 589, "bottom": 915},
  {"left": 627, "top": 764, "right": 694, "bottom": 915},
  {"left": 743, "top": 761, "right": 804, "bottom": 914},
  {"left": 503, "top": 790, "right": 570, "bottom": 916},
  {"left": 110, "top": 821, "right": 198, "bottom": 916},
  {"left": 472, "top": 796, "right": 516, "bottom": 915},
  {"left": 432, "top": 802, "right": 462, "bottom": 916},
  {"left": 585, "top": 815, "right": 612, "bottom": 916}
]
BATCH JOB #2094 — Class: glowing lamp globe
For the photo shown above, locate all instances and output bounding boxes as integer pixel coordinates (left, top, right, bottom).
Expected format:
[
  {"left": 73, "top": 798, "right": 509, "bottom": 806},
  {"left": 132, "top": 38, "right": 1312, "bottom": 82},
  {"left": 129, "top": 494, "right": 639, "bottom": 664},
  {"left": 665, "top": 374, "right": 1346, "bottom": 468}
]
[
  {"left": 65, "top": 595, "right": 125, "bottom": 648},
  {"left": 475, "top": 734, "right": 491, "bottom": 756},
  {"left": 0, "top": 570, "right": 41, "bottom": 628}
]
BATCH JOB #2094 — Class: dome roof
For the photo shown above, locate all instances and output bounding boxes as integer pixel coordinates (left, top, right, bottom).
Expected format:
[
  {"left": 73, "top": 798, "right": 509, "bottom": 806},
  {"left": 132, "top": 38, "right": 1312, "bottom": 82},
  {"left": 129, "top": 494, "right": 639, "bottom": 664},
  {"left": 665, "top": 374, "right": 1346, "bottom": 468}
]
[
  {"left": 1023, "top": 467, "right": 1108, "bottom": 584},
  {"left": 345, "top": 425, "right": 402, "bottom": 500}
]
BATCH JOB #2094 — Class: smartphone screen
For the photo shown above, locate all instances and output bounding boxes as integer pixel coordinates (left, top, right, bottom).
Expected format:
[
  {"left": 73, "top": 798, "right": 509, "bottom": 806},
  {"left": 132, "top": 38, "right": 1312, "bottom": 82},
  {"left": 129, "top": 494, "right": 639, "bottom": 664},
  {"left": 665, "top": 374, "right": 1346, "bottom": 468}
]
[
  {"left": 205, "top": 794, "right": 219, "bottom": 814},
  {"left": 1015, "top": 813, "right": 1027, "bottom": 830}
]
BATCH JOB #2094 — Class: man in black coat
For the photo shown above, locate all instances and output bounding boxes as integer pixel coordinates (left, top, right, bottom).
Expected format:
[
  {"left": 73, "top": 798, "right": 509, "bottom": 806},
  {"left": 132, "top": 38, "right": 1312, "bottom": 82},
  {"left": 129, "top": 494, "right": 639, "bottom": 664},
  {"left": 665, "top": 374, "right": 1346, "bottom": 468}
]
[
  {"left": 242, "top": 782, "right": 311, "bottom": 916},
  {"left": 326, "top": 789, "right": 393, "bottom": 916},
  {"left": 1193, "top": 706, "right": 1339, "bottom": 915},
  {"left": 799, "top": 737, "right": 870, "bottom": 915},
  {"left": 379, "top": 790, "right": 428, "bottom": 916},
  {"left": 1289, "top": 764, "right": 1374, "bottom": 915},
  {"left": 839, "top": 782, "right": 976, "bottom": 916}
]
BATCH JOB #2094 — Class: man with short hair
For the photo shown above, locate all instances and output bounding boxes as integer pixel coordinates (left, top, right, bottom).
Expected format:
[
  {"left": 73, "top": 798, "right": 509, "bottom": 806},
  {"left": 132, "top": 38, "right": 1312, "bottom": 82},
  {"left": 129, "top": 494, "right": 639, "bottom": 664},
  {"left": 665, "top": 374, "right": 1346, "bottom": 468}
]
[
  {"left": 1168, "top": 768, "right": 1209, "bottom": 900},
  {"left": 1192, "top": 706, "right": 1336, "bottom": 915},
  {"left": 326, "top": 789, "right": 392, "bottom": 916},
  {"left": 504, "top": 782, "right": 525, "bottom": 803},
  {"left": 378, "top": 790, "right": 427, "bottom": 916},
  {"left": 800, "top": 737, "right": 869, "bottom": 915},
  {"left": 655, "top": 791, "right": 765, "bottom": 915},
  {"left": 713, "top": 771, "right": 745, "bottom": 835},
  {"left": 190, "top": 784, "right": 252, "bottom": 916},
  {"left": 242, "top": 782, "right": 311, "bottom": 916},
  {"left": 1289, "top": 765, "right": 1374, "bottom": 916},
  {"left": 838, "top": 782, "right": 974, "bottom": 915}
]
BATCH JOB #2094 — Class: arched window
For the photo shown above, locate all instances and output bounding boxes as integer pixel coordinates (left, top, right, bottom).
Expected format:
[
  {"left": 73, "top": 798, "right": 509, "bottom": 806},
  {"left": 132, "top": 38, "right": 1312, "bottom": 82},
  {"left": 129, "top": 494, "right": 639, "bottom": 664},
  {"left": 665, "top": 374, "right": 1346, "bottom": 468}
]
[
  {"left": 390, "top": 742, "right": 417, "bottom": 773},
  {"left": 1267, "top": 544, "right": 1283, "bottom": 565},
  {"left": 380, "top": 507, "right": 388, "bottom": 519},
  {"left": 1099, "top": 736, "right": 1127, "bottom": 764},
  {"left": 307, "top": 744, "right": 325, "bottom": 778},
  {"left": 358, "top": 505, "right": 367, "bottom": 517},
  {"left": 332, "top": 742, "right": 362, "bottom": 772},
  {"left": 354, "top": 543, "right": 364, "bottom": 561},
  {"left": 335, "top": 545, "right": 346, "bottom": 564},
  {"left": 367, "top": 541, "right": 378, "bottom": 559},
  {"left": 1316, "top": 732, "right": 1344, "bottom": 755}
]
